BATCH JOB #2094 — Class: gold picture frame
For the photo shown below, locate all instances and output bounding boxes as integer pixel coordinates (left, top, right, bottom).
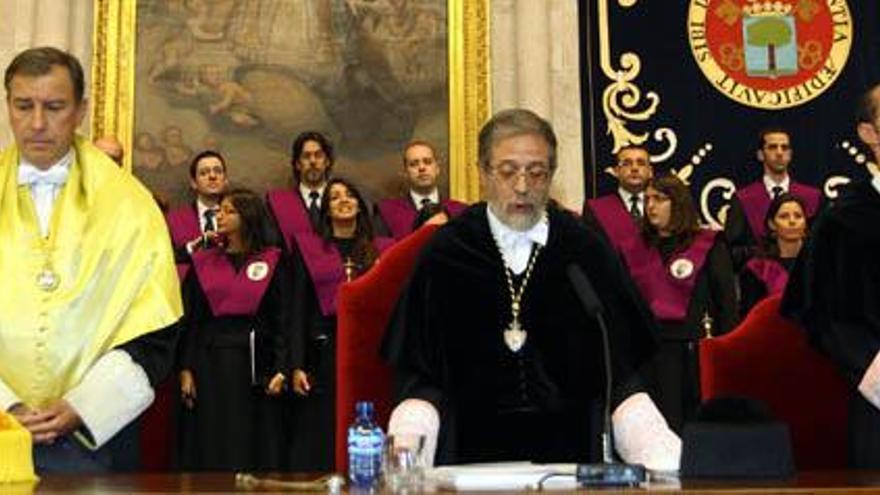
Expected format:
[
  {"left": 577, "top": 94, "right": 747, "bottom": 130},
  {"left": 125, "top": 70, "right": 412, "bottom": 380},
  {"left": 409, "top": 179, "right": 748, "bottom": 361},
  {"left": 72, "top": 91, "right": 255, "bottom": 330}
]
[{"left": 90, "top": 0, "right": 490, "bottom": 203}]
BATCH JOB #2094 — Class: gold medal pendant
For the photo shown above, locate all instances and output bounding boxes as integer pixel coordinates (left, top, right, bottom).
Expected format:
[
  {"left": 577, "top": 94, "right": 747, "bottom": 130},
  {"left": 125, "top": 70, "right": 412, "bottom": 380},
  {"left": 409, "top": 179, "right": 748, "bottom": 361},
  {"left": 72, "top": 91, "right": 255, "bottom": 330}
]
[
  {"left": 503, "top": 319, "right": 527, "bottom": 352},
  {"left": 36, "top": 266, "right": 60, "bottom": 292}
]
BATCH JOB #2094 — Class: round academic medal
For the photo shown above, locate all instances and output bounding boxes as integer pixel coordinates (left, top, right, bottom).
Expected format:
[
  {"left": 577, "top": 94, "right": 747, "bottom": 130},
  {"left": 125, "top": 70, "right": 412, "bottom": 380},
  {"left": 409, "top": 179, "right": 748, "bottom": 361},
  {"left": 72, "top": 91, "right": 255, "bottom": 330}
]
[
  {"left": 670, "top": 258, "right": 695, "bottom": 280},
  {"left": 246, "top": 261, "right": 269, "bottom": 281}
]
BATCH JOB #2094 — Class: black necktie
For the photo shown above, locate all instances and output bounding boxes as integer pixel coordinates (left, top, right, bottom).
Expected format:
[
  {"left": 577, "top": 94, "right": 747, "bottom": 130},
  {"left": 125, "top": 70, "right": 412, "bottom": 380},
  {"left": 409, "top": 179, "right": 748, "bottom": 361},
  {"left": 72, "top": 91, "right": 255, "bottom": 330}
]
[
  {"left": 771, "top": 186, "right": 784, "bottom": 199},
  {"left": 629, "top": 194, "right": 642, "bottom": 219},
  {"left": 308, "top": 191, "right": 321, "bottom": 227},
  {"left": 420, "top": 198, "right": 432, "bottom": 210},
  {"left": 203, "top": 209, "right": 216, "bottom": 232}
]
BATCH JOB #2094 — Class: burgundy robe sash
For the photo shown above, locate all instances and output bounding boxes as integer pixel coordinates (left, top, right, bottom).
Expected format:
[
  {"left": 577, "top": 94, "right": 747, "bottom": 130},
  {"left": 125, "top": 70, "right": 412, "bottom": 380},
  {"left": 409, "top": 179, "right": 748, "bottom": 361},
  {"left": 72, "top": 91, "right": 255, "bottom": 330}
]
[
  {"left": 191, "top": 247, "right": 281, "bottom": 317},
  {"left": 588, "top": 194, "right": 641, "bottom": 251},
  {"left": 166, "top": 204, "right": 201, "bottom": 280},
  {"left": 738, "top": 181, "right": 821, "bottom": 240},
  {"left": 625, "top": 229, "right": 718, "bottom": 323},
  {"left": 297, "top": 233, "right": 395, "bottom": 316},
  {"left": 266, "top": 188, "right": 315, "bottom": 252},
  {"left": 378, "top": 196, "right": 468, "bottom": 240},
  {"left": 745, "top": 257, "right": 789, "bottom": 296}
]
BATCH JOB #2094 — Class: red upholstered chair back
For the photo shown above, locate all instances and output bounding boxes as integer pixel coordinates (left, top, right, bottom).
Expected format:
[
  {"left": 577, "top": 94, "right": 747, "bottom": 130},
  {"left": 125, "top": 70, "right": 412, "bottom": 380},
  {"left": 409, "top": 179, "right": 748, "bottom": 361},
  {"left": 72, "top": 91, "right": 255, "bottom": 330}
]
[
  {"left": 699, "top": 294, "right": 849, "bottom": 469},
  {"left": 335, "top": 224, "right": 439, "bottom": 471}
]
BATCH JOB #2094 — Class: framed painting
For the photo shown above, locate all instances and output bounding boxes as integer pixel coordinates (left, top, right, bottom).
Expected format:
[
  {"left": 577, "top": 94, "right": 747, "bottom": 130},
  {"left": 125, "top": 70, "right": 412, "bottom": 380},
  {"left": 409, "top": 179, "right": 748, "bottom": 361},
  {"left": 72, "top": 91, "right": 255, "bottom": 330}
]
[{"left": 91, "top": 0, "right": 489, "bottom": 207}]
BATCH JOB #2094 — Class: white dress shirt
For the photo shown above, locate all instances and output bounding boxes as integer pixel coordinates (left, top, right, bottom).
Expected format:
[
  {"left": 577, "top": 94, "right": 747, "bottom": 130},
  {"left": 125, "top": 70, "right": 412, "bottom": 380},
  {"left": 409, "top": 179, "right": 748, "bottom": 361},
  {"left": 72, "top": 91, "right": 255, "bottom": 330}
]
[
  {"left": 763, "top": 174, "right": 791, "bottom": 196},
  {"left": 410, "top": 188, "right": 440, "bottom": 208},
  {"left": 17, "top": 150, "right": 73, "bottom": 237},
  {"left": 618, "top": 187, "right": 643, "bottom": 217}
]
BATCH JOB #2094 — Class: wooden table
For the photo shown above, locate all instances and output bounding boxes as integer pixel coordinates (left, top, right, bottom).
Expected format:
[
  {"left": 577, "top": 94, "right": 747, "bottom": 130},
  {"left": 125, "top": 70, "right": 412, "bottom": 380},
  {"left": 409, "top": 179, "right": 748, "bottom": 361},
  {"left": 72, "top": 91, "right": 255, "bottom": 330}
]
[{"left": 14, "top": 471, "right": 880, "bottom": 493}]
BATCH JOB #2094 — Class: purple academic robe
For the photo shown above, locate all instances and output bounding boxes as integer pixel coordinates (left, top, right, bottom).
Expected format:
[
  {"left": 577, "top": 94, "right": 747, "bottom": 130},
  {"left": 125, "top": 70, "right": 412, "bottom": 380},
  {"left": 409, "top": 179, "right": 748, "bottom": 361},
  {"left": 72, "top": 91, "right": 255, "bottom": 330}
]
[
  {"left": 295, "top": 233, "right": 395, "bottom": 316},
  {"left": 377, "top": 196, "right": 468, "bottom": 240},
  {"left": 624, "top": 229, "right": 719, "bottom": 323},
  {"left": 191, "top": 247, "right": 281, "bottom": 316},
  {"left": 737, "top": 181, "right": 821, "bottom": 240},
  {"left": 586, "top": 194, "right": 642, "bottom": 253},
  {"left": 744, "top": 257, "right": 790, "bottom": 296},
  {"left": 166, "top": 204, "right": 201, "bottom": 280}
]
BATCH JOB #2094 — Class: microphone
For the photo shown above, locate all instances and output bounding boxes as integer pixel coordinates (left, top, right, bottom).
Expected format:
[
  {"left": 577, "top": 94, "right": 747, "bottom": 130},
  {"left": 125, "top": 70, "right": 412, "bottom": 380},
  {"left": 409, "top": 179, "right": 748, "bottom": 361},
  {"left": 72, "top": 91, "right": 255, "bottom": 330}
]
[{"left": 567, "top": 263, "right": 646, "bottom": 487}]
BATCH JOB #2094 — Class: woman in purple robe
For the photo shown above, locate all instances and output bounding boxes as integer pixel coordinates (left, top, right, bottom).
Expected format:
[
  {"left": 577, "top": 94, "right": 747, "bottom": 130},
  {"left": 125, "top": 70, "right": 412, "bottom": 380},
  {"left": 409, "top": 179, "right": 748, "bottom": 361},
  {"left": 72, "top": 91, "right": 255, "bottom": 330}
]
[
  {"left": 287, "top": 178, "right": 393, "bottom": 471},
  {"left": 739, "top": 193, "right": 808, "bottom": 317},
  {"left": 178, "top": 188, "right": 292, "bottom": 471},
  {"left": 624, "top": 174, "right": 737, "bottom": 432}
]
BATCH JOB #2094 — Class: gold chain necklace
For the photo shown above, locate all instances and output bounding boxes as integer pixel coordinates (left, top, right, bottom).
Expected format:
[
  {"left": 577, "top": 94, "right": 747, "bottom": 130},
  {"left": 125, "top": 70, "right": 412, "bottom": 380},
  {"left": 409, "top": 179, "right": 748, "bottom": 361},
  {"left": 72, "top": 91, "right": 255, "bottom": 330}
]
[{"left": 499, "top": 244, "right": 542, "bottom": 352}]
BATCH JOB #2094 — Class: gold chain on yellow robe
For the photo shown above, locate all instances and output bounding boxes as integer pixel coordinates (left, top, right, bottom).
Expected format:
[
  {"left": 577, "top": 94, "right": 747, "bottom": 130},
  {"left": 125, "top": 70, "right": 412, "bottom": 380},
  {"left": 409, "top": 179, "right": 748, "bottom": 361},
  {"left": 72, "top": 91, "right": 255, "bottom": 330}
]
[{"left": 0, "top": 136, "right": 182, "bottom": 408}]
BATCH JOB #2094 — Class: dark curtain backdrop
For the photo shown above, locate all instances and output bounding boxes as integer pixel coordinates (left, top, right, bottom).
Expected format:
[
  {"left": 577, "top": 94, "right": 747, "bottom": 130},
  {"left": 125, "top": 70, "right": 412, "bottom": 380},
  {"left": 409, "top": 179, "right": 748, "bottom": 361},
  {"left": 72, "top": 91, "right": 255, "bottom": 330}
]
[{"left": 578, "top": 0, "right": 880, "bottom": 223}]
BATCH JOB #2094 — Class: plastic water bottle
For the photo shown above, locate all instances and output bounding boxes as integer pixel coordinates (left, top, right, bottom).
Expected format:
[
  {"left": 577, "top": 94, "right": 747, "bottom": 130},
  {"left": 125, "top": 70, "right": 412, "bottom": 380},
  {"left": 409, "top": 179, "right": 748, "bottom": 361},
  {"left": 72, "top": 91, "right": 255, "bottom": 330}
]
[{"left": 348, "top": 401, "right": 385, "bottom": 489}]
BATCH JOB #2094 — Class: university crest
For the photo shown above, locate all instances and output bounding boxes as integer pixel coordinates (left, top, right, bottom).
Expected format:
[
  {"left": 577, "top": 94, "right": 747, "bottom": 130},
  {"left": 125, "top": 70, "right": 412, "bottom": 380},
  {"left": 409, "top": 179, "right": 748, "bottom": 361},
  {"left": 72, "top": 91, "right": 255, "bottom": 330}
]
[{"left": 688, "top": 0, "right": 852, "bottom": 109}]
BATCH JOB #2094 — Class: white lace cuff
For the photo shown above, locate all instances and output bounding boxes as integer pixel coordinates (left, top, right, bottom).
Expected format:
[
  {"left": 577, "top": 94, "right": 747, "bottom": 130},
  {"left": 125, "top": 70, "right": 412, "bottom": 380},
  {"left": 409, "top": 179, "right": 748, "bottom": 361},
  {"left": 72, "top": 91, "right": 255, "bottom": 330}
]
[
  {"left": 64, "top": 350, "right": 155, "bottom": 449},
  {"left": 612, "top": 392, "right": 681, "bottom": 472},
  {"left": 858, "top": 350, "right": 880, "bottom": 410},
  {"left": 387, "top": 399, "right": 440, "bottom": 467}
]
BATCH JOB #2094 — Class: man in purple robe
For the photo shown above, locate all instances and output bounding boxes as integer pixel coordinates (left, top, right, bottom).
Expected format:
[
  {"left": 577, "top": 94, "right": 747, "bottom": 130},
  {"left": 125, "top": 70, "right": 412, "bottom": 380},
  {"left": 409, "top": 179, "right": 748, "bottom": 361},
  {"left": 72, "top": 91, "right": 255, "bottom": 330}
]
[
  {"left": 374, "top": 140, "right": 467, "bottom": 240},
  {"left": 165, "top": 150, "right": 229, "bottom": 279},
  {"left": 582, "top": 145, "right": 653, "bottom": 255},
  {"left": 723, "top": 127, "right": 821, "bottom": 269},
  {"left": 266, "top": 131, "right": 335, "bottom": 245}
]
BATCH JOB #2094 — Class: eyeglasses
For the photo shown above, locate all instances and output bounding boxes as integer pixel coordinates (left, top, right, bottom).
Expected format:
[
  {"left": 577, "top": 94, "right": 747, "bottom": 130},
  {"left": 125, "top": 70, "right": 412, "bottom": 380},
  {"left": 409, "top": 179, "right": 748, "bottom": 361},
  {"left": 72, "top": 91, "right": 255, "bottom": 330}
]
[
  {"left": 617, "top": 158, "right": 650, "bottom": 168},
  {"left": 490, "top": 163, "right": 553, "bottom": 184}
]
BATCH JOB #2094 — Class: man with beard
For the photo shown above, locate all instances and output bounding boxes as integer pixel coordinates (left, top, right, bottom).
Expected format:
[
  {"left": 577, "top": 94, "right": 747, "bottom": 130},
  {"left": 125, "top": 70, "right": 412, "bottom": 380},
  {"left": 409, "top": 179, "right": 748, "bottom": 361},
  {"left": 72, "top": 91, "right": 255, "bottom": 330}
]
[
  {"left": 724, "top": 128, "right": 821, "bottom": 269},
  {"left": 582, "top": 145, "right": 653, "bottom": 257},
  {"left": 382, "top": 109, "right": 680, "bottom": 470},
  {"left": 267, "top": 131, "right": 335, "bottom": 236},
  {"left": 782, "top": 84, "right": 880, "bottom": 467},
  {"left": 375, "top": 140, "right": 467, "bottom": 240}
]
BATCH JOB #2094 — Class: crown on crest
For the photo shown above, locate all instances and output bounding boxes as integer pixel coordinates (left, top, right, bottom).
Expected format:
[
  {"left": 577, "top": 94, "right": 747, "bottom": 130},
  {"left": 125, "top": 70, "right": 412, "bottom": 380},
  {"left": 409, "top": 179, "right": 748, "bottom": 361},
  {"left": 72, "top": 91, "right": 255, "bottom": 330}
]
[{"left": 743, "top": 1, "right": 793, "bottom": 17}]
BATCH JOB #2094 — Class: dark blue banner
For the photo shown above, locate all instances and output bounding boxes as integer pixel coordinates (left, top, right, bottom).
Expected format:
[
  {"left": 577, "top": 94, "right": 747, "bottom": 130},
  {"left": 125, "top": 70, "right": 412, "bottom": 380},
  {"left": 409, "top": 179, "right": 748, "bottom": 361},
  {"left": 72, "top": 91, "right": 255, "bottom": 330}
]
[{"left": 579, "top": 0, "right": 879, "bottom": 226}]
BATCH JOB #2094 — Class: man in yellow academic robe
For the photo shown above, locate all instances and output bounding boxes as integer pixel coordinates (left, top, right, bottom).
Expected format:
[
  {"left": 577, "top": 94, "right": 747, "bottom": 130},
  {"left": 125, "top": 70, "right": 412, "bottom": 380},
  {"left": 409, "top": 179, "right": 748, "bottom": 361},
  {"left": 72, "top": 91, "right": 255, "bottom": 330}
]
[{"left": 0, "top": 47, "right": 182, "bottom": 471}]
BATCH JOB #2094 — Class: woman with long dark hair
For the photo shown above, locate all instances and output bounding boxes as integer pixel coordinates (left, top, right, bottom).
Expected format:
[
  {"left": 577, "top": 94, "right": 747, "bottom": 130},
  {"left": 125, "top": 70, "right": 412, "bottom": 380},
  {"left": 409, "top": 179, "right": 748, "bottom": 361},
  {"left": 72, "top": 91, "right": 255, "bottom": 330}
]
[
  {"left": 287, "top": 177, "right": 394, "bottom": 471},
  {"left": 621, "top": 174, "right": 737, "bottom": 431},
  {"left": 739, "top": 192, "right": 808, "bottom": 316},
  {"left": 178, "top": 188, "right": 291, "bottom": 471}
]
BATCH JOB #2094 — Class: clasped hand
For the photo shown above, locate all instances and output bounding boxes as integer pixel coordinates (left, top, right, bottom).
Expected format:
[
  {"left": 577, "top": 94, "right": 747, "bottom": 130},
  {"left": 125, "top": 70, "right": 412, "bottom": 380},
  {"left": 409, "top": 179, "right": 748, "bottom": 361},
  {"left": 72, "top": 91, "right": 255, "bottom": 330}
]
[{"left": 9, "top": 400, "right": 83, "bottom": 444}]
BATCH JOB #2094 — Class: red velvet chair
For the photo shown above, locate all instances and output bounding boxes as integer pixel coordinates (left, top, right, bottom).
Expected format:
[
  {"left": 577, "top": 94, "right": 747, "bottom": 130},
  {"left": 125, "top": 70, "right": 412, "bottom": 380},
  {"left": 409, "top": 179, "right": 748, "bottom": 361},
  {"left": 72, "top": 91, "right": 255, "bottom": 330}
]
[
  {"left": 335, "top": 224, "right": 439, "bottom": 471},
  {"left": 699, "top": 294, "right": 849, "bottom": 469}
]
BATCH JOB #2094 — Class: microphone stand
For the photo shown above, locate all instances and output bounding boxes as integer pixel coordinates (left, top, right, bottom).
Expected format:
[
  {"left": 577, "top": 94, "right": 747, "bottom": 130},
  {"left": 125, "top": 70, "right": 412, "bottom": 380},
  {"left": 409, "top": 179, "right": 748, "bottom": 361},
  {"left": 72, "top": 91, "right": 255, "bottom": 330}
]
[{"left": 567, "top": 264, "right": 646, "bottom": 487}]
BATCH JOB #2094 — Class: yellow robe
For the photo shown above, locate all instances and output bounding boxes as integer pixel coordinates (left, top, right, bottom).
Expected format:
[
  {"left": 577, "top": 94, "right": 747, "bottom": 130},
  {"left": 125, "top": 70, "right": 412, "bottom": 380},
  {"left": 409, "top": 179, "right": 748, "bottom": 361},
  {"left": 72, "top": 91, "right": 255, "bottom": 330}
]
[{"left": 0, "top": 136, "right": 182, "bottom": 408}]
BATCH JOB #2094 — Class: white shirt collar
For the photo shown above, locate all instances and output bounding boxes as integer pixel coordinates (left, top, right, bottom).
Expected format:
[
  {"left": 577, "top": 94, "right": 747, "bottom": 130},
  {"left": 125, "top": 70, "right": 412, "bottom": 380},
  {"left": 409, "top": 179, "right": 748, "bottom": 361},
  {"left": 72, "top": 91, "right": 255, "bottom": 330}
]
[
  {"left": 763, "top": 174, "right": 790, "bottom": 195},
  {"left": 410, "top": 188, "right": 440, "bottom": 208},
  {"left": 299, "top": 183, "right": 324, "bottom": 205},
  {"left": 17, "top": 149, "right": 74, "bottom": 185},
  {"left": 618, "top": 187, "right": 642, "bottom": 213},
  {"left": 486, "top": 205, "right": 548, "bottom": 274}
]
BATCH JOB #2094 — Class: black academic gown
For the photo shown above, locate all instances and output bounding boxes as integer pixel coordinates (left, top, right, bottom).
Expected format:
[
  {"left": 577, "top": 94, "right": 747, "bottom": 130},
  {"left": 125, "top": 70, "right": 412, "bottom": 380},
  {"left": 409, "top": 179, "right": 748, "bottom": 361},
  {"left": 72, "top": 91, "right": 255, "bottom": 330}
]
[
  {"left": 178, "top": 251, "right": 292, "bottom": 472},
  {"left": 287, "top": 238, "right": 359, "bottom": 472},
  {"left": 641, "top": 235, "right": 738, "bottom": 433},
  {"left": 781, "top": 179, "right": 880, "bottom": 468},
  {"left": 382, "top": 203, "right": 657, "bottom": 465}
]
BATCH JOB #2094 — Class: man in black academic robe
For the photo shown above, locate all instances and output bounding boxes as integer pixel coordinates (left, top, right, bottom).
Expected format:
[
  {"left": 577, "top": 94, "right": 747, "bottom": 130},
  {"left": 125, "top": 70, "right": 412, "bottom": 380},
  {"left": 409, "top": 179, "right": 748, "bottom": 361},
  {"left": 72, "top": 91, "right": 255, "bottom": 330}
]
[
  {"left": 383, "top": 109, "right": 680, "bottom": 468},
  {"left": 782, "top": 84, "right": 880, "bottom": 468}
]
